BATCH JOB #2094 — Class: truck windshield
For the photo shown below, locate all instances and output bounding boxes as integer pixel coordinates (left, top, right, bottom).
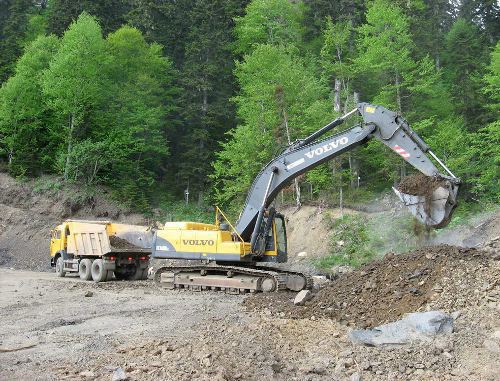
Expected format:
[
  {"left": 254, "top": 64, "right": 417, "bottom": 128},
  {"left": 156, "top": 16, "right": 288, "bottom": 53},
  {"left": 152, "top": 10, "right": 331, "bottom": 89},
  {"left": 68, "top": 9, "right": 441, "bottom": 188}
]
[{"left": 275, "top": 216, "right": 287, "bottom": 254}]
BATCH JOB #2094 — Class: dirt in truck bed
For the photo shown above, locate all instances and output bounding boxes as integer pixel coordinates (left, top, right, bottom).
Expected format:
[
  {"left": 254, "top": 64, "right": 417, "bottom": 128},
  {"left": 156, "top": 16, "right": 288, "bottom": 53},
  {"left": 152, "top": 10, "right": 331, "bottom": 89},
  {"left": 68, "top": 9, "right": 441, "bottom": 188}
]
[
  {"left": 109, "top": 235, "right": 141, "bottom": 250},
  {"left": 244, "top": 245, "right": 496, "bottom": 327}
]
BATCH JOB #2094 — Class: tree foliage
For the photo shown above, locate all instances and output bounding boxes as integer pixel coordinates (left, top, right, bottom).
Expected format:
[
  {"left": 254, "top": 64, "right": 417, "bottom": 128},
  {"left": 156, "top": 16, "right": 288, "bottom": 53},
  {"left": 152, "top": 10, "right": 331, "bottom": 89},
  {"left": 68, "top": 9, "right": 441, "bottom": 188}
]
[{"left": 0, "top": 0, "right": 498, "bottom": 210}]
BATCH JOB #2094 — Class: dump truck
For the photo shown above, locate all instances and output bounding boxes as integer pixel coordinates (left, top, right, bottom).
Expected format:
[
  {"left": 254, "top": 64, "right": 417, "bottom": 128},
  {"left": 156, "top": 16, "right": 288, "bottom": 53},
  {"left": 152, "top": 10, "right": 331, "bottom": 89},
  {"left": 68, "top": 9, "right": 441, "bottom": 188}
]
[
  {"left": 50, "top": 220, "right": 153, "bottom": 282},
  {"left": 152, "top": 103, "right": 460, "bottom": 293}
]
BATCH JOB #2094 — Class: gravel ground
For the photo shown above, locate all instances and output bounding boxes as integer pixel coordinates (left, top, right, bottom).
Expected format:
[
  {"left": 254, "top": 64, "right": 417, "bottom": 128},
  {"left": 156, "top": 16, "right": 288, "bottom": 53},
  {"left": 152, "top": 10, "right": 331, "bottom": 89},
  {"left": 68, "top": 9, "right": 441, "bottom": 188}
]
[{"left": 1, "top": 241, "right": 498, "bottom": 381}]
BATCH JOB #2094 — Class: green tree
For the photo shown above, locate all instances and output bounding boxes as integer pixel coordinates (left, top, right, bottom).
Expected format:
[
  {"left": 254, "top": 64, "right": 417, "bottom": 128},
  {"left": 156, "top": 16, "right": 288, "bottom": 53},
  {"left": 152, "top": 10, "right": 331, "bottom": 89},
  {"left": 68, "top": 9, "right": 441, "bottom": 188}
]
[
  {"left": 99, "top": 25, "right": 177, "bottom": 206},
  {"left": 234, "top": 0, "right": 304, "bottom": 54},
  {"left": 0, "top": 0, "right": 34, "bottom": 83},
  {"left": 443, "top": 19, "right": 490, "bottom": 128},
  {"left": 47, "top": 0, "right": 131, "bottom": 36},
  {"left": 42, "top": 12, "right": 107, "bottom": 180},
  {"left": 0, "top": 35, "right": 62, "bottom": 176},
  {"left": 212, "top": 44, "right": 331, "bottom": 205},
  {"left": 484, "top": 42, "right": 500, "bottom": 114}
]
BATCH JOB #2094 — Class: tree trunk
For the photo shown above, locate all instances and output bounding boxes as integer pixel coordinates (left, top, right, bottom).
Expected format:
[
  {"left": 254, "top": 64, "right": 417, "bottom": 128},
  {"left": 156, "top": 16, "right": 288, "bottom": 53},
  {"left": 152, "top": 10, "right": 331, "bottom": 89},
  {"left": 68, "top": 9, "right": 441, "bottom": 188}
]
[
  {"left": 277, "top": 87, "right": 301, "bottom": 207},
  {"left": 64, "top": 113, "right": 74, "bottom": 181},
  {"left": 339, "top": 186, "right": 343, "bottom": 218},
  {"left": 334, "top": 78, "right": 341, "bottom": 112},
  {"left": 395, "top": 71, "right": 402, "bottom": 113},
  {"left": 353, "top": 91, "right": 359, "bottom": 105}
]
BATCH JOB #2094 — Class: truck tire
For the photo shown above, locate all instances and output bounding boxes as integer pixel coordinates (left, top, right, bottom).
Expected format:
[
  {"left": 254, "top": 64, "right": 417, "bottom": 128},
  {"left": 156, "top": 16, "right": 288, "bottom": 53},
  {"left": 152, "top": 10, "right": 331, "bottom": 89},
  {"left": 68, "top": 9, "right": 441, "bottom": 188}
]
[
  {"left": 78, "top": 258, "right": 93, "bottom": 281},
  {"left": 91, "top": 259, "right": 109, "bottom": 282},
  {"left": 55, "top": 257, "right": 66, "bottom": 277}
]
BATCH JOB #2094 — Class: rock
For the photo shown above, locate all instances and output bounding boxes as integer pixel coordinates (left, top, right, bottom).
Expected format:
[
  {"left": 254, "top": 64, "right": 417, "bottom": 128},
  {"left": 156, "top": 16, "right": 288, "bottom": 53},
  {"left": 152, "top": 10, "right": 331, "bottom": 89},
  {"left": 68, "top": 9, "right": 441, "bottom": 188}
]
[
  {"left": 201, "top": 357, "right": 212, "bottom": 367},
  {"left": 111, "top": 367, "right": 127, "bottom": 381},
  {"left": 294, "top": 290, "right": 313, "bottom": 306},
  {"left": 451, "top": 311, "right": 461, "bottom": 320},
  {"left": 84, "top": 291, "right": 93, "bottom": 297},
  {"left": 483, "top": 339, "right": 500, "bottom": 353},
  {"left": 350, "top": 372, "right": 362, "bottom": 381},
  {"left": 79, "top": 370, "right": 95, "bottom": 378},
  {"left": 349, "top": 311, "right": 454, "bottom": 346},
  {"left": 297, "top": 251, "right": 307, "bottom": 257}
]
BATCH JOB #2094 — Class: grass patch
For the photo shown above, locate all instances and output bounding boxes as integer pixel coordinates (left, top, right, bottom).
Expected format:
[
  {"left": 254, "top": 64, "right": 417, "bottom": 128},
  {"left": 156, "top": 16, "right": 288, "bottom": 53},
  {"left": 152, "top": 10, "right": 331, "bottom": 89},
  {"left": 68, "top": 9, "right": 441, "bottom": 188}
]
[
  {"left": 313, "top": 214, "right": 376, "bottom": 269},
  {"left": 157, "top": 200, "right": 213, "bottom": 224},
  {"left": 33, "top": 177, "right": 63, "bottom": 193}
]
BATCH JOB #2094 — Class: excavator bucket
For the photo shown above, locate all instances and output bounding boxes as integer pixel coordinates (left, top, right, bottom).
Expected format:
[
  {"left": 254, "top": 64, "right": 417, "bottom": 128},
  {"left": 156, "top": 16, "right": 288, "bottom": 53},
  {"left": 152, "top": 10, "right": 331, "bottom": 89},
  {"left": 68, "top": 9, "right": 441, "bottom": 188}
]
[{"left": 392, "top": 178, "right": 459, "bottom": 229}]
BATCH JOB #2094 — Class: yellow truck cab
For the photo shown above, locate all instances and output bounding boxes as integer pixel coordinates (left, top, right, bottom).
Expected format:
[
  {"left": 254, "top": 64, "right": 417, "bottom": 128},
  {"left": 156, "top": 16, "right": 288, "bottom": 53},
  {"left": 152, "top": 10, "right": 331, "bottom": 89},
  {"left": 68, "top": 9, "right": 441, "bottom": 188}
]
[{"left": 50, "top": 220, "right": 153, "bottom": 282}]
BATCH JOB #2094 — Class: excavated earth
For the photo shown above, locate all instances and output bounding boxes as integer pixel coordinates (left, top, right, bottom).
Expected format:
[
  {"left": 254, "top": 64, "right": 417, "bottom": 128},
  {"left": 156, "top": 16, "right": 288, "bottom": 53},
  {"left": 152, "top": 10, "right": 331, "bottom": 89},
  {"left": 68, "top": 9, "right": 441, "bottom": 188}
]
[
  {"left": 1, "top": 173, "right": 499, "bottom": 380},
  {"left": 244, "top": 245, "right": 495, "bottom": 327}
]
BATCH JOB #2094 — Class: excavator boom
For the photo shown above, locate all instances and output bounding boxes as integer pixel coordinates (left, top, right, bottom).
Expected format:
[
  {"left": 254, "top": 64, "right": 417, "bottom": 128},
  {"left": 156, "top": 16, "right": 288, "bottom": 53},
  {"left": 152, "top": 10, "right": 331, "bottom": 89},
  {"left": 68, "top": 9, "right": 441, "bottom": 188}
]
[{"left": 235, "top": 103, "right": 460, "bottom": 244}]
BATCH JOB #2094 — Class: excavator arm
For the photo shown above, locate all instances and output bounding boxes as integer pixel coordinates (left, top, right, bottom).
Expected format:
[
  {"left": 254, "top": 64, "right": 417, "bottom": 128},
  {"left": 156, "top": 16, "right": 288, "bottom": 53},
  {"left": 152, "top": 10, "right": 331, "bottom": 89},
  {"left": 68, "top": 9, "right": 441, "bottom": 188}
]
[{"left": 234, "top": 103, "right": 460, "bottom": 249}]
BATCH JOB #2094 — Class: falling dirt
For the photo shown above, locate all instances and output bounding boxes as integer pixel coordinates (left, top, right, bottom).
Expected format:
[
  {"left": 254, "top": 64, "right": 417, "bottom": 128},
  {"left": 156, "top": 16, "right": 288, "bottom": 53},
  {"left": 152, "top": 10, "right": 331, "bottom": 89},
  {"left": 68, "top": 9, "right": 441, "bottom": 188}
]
[
  {"left": 109, "top": 235, "right": 140, "bottom": 250},
  {"left": 244, "top": 245, "right": 494, "bottom": 328}
]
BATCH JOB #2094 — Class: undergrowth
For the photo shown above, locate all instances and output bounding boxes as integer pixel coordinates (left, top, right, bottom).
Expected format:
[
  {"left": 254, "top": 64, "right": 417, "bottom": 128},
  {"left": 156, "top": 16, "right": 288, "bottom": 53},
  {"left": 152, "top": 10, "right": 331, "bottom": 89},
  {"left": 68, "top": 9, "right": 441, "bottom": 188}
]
[
  {"left": 157, "top": 200, "right": 213, "bottom": 224},
  {"left": 313, "top": 212, "right": 418, "bottom": 271}
]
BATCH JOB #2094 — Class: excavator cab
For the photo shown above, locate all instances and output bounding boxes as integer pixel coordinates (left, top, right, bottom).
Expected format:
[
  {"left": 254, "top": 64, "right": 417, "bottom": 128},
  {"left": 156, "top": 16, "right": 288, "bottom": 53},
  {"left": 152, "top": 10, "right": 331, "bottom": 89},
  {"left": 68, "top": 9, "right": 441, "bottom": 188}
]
[{"left": 260, "top": 213, "right": 288, "bottom": 262}]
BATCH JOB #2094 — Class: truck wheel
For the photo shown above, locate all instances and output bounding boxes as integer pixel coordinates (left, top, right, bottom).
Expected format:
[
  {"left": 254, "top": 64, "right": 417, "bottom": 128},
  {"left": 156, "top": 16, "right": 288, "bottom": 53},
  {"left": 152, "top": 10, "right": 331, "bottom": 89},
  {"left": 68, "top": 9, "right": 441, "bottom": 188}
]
[
  {"left": 78, "top": 258, "right": 93, "bottom": 281},
  {"left": 91, "top": 259, "right": 108, "bottom": 282},
  {"left": 55, "top": 257, "right": 66, "bottom": 277}
]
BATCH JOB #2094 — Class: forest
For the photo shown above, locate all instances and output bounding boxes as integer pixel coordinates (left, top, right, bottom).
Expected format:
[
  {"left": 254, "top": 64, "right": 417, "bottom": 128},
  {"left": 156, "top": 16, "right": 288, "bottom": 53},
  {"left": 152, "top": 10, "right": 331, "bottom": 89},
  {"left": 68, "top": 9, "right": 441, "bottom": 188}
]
[{"left": 0, "top": 0, "right": 498, "bottom": 216}]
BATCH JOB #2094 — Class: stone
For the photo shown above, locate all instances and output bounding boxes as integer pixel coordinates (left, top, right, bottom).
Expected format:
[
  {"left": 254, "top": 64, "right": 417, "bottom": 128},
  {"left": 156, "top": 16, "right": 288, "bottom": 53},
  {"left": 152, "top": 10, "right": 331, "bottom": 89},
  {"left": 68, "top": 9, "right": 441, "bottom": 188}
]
[
  {"left": 451, "top": 311, "right": 461, "bottom": 320},
  {"left": 297, "top": 251, "right": 307, "bottom": 257},
  {"left": 79, "top": 370, "right": 95, "bottom": 378},
  {"left": 350, "top": 372, "right": 362, "bottom": 381},
  {"left": 294, "top": 290, "right": 313, "bottom": 306},
  {"left": 111, "top": 367, "right": 127, "bottom": 381},
  {"left": 349, "top": 311, "right": 454, "bottom": 346},
  {"left": 483, "top": 339, "right": 500, "bottom": 353},
  {"left": 84, "top": 291, "right": 93, "bottom": 297}
]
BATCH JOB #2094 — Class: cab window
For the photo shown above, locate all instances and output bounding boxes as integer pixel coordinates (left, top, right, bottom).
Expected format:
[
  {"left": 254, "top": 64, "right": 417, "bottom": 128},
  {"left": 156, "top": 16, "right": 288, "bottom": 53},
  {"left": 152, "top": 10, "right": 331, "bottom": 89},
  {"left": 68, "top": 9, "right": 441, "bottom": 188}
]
[
  {"left": 54, "top": 230, "right": 61, "bottom": 239},
  {"left": 275, "top": 217, "right": 287, "bottom": 254}
]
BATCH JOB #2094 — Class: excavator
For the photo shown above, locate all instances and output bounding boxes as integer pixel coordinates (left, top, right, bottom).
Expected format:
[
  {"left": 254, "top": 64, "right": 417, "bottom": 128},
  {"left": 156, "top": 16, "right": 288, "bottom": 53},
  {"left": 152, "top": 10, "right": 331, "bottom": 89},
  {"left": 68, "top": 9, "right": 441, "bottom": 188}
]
[{"left": 152, "top": 103, "right": 460, "bottom": 293}]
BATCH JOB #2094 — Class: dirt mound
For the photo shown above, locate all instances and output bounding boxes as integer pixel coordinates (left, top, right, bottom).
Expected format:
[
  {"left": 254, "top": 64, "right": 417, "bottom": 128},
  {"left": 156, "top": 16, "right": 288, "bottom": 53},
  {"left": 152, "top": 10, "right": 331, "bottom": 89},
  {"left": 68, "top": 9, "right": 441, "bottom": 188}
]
[
  {"left": 109, "top": 235, "right": 140, "bottom": 250},
  {"left": 245, "top": 245, "right": 494, "bottom": 327}
]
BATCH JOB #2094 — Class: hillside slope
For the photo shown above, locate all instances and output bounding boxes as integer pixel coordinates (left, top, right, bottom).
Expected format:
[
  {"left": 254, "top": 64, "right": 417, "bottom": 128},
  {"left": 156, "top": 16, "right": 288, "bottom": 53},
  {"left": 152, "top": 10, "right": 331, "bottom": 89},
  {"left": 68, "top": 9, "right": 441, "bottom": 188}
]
[{"left": 0, "top": 173, "right": 146, "bottom": 271}]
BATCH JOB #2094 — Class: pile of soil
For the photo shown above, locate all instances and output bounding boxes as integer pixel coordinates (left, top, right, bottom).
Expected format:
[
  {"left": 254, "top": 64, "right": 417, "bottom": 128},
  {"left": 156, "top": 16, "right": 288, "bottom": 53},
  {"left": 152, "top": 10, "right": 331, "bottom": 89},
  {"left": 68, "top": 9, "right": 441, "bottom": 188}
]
[
  {"left": 109, "top": 235, "right": 140, "bottom": 250},
  {"left": 244, "top": 245, "right": 493, "bottom": 327}
]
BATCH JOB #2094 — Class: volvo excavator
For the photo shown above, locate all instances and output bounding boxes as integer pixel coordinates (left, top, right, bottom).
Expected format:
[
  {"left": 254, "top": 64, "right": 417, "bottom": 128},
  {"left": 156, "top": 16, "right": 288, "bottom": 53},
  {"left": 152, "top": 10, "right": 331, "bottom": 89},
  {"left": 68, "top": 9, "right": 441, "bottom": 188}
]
[{"left": 152, "top": 103, "right": 460, "bottom": 293}]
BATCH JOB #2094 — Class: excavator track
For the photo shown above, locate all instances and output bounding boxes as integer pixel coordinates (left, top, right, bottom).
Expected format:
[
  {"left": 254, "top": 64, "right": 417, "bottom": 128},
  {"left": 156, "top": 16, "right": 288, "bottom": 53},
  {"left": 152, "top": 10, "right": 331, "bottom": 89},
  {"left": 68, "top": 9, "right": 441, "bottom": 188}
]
[{"left": 154, "top": 264, "right": 312, "bottom": 294}]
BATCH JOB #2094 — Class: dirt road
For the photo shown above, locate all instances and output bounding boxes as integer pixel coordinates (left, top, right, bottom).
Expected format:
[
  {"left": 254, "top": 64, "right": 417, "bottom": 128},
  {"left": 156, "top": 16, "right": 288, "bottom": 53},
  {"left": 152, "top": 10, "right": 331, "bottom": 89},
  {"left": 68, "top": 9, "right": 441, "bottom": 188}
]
[
  {"left": 0, "top": 269, "right": 245, "bottom": 381},
  {"left": 1, "top": 254, "right": 499, "bottom": 381}
]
